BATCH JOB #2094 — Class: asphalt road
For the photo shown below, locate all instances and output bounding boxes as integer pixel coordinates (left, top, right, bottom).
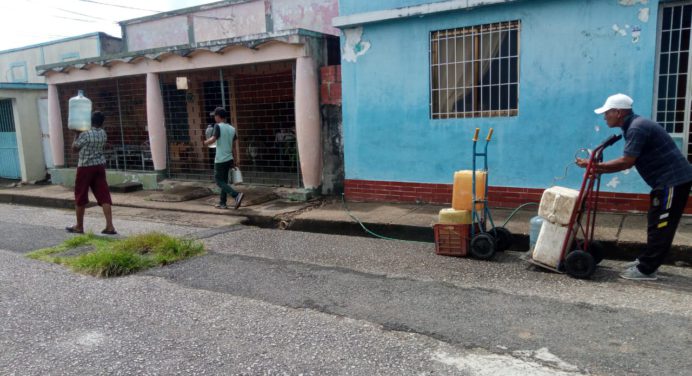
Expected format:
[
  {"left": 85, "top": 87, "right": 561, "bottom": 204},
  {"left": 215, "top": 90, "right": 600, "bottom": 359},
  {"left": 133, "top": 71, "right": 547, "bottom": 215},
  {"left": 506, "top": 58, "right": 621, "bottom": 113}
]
[{"left": 0, "top": 203, "right": 690, "bottom": 375}]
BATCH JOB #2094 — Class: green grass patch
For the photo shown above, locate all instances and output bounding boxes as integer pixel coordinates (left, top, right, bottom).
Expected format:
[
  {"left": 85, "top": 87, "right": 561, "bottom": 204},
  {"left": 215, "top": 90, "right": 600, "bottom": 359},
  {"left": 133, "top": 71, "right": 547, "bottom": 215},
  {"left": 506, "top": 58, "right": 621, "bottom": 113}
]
[{"left": 27, "top": 232, "right": 205, "bottom": 277}]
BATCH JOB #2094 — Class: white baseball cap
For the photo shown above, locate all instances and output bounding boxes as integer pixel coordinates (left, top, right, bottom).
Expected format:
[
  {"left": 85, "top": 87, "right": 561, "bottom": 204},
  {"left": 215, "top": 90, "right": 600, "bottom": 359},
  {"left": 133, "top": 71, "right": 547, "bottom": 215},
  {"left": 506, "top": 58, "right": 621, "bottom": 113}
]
[{"left": 594, "top": 93, "right": 633, "bottom": 114}]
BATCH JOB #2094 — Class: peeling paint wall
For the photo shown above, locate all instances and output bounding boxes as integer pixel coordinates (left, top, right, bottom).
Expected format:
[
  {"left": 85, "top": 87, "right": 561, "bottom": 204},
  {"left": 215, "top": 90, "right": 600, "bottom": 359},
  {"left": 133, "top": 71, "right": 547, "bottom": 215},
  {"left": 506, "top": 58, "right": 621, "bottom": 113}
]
[
  {"left": 340, "top": 0, "right": 662, "bottom": 194},
  {"left": 122, "top": 0, "right": 338, "bottom": 52},
  {"left": 271, "top": 0, "right": 340, "bottom": 36},
  {"left": 125, "top": 16, "right": 190, "bottom": 51},
  {"left": 342, "top": 27, "right": 371, "bottom": 62},
  {"left": 193, "top": 1, "right": 267, "bottom": 43}
]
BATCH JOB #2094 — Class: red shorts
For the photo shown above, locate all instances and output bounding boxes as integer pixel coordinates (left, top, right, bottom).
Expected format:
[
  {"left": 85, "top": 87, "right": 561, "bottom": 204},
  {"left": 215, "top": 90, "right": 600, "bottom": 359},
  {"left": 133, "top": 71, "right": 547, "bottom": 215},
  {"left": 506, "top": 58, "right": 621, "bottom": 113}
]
[{"left": 74, "top": 165, "right": 112, "bottom": 207}]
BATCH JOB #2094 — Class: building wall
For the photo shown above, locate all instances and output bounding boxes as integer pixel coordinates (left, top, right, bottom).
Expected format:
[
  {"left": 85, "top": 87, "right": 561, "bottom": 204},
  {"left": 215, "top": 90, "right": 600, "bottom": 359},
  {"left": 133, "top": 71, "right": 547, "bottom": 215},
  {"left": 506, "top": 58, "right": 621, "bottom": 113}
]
[
  {"left": 0, "top": 89, "right": 46, "bottom": 182},
  {"left": 340, "top": 0, "right": 661, "bottom": 199},
  {"left": 122, "top": 0, "right": 339, "bottom": 51},
  {"left": 0, "top": 35, "right": 108, "bottom": 84}
]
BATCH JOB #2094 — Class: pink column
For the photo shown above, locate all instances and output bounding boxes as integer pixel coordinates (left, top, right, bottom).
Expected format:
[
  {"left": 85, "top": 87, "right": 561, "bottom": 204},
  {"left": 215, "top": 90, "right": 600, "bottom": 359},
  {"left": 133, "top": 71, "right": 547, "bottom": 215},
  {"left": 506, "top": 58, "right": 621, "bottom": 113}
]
[
  {"left": 47, "top": 84, "right": 65, "bottom": 167},
  {"left": 295, "top": 57, "right": 322, "bottom": 189},
  {"left": 146, "top": 73, "right": 167, "bottom": 171}
]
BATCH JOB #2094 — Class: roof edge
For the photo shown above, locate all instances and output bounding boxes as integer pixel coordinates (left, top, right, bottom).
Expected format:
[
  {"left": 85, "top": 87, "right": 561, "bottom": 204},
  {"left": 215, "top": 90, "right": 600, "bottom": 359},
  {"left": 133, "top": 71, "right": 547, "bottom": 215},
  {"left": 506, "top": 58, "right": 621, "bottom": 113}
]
[
  {"left": 333, "top": 0, "right": 518, "bottom": 28},
  {"left": 0, "top": 83, "right": 48, "bottom": 90},
  {"left": 0, "top": 32, "right": 120, "bottom": 55},
  {"left": 36, "top": 29, "right": 327, "bottom": 74}
]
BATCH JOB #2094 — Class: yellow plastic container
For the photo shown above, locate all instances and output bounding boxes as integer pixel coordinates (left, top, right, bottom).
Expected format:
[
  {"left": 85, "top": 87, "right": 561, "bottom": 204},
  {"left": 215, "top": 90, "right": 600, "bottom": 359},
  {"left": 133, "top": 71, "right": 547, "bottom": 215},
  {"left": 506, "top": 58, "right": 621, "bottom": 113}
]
[
  {"left": 451, "top": 170, "right": 487, "bottom": 211},
  {"left": 438, "top": 208, "right": 472, "bottom": 224}
]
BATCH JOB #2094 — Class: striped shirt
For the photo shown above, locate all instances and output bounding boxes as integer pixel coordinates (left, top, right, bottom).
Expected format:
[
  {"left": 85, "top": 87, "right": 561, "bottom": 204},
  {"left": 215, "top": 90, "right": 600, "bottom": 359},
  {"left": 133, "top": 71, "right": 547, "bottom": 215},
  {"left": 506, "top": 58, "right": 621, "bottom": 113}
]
[
  {"left": 622, "top": 114, "right": 692, "bottom": 189},
  {"left": 73, "top": 128, "right": 107, "bottom": 167}
]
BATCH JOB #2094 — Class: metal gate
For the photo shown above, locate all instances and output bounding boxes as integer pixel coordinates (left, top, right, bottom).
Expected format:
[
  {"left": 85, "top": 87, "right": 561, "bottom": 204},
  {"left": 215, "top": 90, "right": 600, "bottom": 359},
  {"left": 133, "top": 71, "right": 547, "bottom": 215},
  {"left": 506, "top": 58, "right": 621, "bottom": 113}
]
[
  {"left": 58, "top": 77, "right": 151, "bottom": 171},
  {"left": 0, "top": 99, "right": 21, "bottom": 179},
  {"left": 160, "top": 62, "right": 301, "bottom": 186},
  {"left": 654, "top": 1, "right": 692, "bottom": 162}
]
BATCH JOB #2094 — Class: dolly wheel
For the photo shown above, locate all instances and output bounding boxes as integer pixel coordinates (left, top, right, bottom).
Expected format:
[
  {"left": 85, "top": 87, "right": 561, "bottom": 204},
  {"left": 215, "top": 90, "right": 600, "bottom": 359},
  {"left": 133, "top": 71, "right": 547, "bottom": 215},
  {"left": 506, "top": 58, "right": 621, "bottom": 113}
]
[
  {"left": 575, "top": 240, "right": 605, "bottom": 265},
  {"left": 589, "top": 241, "right": 605, "bottom": 265},
  {"left": 491, "top": 226, "right": 513, "bottom": 252},
  {"left": 470, "top": 233, "right": 496, "bottom": 260},
  {"left": 565, "top": 250, "right": 596, "bottom": 279}
]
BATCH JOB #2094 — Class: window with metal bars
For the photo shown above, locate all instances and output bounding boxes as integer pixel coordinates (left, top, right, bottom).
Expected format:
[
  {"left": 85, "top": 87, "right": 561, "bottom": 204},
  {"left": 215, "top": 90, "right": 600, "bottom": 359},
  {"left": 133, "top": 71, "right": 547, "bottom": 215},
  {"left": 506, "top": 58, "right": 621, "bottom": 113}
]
[
  {"left": 430, "top": 20, "right": 520, "bottom": 119},
  {"left": 654, "top": 2, "right": 692, "bottom": 161}
]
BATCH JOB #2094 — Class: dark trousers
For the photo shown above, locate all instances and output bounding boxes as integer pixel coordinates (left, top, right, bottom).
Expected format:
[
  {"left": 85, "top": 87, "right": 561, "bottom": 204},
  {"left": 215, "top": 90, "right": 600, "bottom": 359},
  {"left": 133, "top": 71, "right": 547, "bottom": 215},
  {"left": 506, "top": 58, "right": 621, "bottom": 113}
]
[
  {"left": 214, "top": 160, "right": 238, "bottom": 205},
  {"left": 638, "top": 180, "right": 692, "bottom": 274}
]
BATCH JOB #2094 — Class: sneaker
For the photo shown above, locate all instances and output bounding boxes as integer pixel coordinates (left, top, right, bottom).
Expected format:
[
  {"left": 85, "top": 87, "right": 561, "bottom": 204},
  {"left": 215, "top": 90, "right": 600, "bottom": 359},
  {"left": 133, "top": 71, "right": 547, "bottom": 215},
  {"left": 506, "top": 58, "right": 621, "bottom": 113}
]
[
  {"left": 620, "top": 265, "right": 657, "bottom": 281},
  {"left": 233, "top": 192, "right": 244, "bottom": 209},
  {"left": 214, "top": 203, "right": 228, "bottom": 209},
  {"left": 622, "top": 259, "right": 639, "bottom": 269}
]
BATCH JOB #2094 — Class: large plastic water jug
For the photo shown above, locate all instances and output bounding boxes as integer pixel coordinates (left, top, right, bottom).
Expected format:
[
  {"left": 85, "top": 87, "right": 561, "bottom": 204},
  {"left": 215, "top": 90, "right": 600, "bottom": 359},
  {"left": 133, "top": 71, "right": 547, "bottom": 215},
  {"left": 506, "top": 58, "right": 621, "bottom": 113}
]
[
  {"left": 452, "top": 170, "right": 487, "bottom": 211},
  {"left": 68, "top": 90, "right": 92, "bottom": 131},
  {"left": 205, "top": 124, "right": 216, "bottom": 148},
  {"left": 529, "top": 215, "right": 545, "bottom": 251},
  {"left": 532, "top": 221, "right": 573, "bottom": 268},
  {"left": 538, "top": 186, "right": 579, "bottom": 225}
]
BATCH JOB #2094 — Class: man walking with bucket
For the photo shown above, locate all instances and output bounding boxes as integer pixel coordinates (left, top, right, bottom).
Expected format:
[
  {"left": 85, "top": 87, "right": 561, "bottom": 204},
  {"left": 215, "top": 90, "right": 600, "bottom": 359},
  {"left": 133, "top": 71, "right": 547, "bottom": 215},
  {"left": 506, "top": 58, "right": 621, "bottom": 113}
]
[{"left": 204, "top": 107, "right": 244, "bottom": 209}]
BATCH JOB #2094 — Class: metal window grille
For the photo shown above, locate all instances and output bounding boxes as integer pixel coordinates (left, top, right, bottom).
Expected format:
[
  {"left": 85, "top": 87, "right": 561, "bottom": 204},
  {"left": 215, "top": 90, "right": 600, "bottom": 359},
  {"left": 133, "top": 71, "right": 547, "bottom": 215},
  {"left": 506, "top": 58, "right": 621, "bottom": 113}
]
[
  {"left": 654, "top": 2, "right": 692, "bottom": 161},
  {"left": 58, "top": 77, "right": 150, "bottom": 171},
  {"left": 430, "top": 20, "right": 520, "bottom": 119}
]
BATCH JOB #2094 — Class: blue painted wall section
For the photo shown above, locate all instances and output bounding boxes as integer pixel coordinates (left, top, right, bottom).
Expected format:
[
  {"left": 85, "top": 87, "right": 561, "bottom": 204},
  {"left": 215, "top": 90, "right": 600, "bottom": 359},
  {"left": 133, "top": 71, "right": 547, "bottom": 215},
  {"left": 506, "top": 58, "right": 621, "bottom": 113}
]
[{"left": 340, "top": 0, "right": 662, "bottom": 193}]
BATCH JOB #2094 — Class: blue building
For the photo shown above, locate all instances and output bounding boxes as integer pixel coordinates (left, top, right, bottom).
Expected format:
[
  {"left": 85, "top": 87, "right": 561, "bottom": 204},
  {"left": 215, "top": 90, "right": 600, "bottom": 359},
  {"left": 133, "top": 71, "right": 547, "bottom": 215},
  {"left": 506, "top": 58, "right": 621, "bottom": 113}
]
[{"left": 335, "top": 0, "right": 691, "bottom": 212}]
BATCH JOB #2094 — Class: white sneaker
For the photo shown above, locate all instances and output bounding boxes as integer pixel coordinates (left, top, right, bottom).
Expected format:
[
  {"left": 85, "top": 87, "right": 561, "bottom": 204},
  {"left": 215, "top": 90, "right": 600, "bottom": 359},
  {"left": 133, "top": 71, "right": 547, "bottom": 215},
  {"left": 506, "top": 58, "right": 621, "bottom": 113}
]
[
  {"left": 622, "top": 259, "right": 639, "bottom": 269},
  {"left": 620, "top": 265, "right": 657, "bottom": 281}
]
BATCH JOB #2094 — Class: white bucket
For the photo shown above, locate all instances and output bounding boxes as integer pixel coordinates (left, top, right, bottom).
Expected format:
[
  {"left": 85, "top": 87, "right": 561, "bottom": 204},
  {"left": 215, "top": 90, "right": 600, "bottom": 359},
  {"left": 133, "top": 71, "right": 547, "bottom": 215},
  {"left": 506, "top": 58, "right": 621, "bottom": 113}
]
[{"left": 231, "top": 167, "right": 243, "bottom": 184}]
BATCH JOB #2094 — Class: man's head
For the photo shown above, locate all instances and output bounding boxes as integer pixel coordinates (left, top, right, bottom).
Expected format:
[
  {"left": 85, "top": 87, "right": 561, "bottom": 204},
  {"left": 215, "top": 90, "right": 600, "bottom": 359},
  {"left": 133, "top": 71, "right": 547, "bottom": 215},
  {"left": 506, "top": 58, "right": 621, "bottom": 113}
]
[
  {"left": 594, "top": 93, "right": 633, "bottom": 128},
  {"left": 210, "top": 107, "right": 228, "bottom": 123},
  {"left": 91, "top": 111, "right": 105, "bottom": 127}
]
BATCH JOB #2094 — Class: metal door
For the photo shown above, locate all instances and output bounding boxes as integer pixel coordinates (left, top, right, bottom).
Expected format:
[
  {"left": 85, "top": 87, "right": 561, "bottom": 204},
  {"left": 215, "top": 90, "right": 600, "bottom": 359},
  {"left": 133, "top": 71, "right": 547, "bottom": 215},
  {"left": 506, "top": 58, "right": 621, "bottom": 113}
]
[{"left": 0, "top": 99, "right": 21, "bottom": 179}]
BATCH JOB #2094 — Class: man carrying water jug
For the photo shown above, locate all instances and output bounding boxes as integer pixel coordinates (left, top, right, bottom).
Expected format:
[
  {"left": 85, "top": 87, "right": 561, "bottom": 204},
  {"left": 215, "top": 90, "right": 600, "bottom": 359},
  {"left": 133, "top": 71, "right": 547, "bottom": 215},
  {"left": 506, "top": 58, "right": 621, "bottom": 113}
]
[
  {"left": 66, "top": 111, "right": 117, "bottom": 235},
  {"left": 204, "top": 107, "right": 244, "bottom": 209},
  {"left": 575, "top": 93, "right": 692, "bottom": 281}
]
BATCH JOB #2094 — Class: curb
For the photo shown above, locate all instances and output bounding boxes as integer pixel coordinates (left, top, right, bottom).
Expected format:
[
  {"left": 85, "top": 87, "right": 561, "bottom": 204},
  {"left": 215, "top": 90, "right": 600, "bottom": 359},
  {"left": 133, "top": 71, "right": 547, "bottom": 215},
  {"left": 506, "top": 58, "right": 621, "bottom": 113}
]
[{"left": 1, "top": 191, "right": 689, "bottom": 265}]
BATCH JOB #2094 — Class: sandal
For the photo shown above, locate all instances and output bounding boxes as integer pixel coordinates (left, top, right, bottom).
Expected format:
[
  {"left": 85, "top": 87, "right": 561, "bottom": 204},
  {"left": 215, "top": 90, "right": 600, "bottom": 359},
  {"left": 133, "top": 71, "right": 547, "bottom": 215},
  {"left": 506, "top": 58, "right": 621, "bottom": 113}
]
[
  {"left": 101, "top": 229, "right": 118, "bottom": 235},
  {"left": 65, "top": 226, "right": 84, "bottom": 234}
]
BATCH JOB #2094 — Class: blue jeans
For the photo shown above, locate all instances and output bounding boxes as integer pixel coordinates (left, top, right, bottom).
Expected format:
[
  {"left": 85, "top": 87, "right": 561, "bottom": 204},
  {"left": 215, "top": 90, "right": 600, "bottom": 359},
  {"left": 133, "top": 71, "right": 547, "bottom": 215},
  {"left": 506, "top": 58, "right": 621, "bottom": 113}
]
[{"left": 214, "top": 160, "right": 238, "bottom": 205}]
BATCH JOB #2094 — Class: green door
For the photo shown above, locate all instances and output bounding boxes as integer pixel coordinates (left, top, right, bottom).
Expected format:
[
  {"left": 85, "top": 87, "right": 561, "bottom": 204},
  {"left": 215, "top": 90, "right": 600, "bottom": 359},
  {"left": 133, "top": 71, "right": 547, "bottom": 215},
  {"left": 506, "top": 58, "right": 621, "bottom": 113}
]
[{"left": 0, "top": 99, "right": 21, "bottom": 179}]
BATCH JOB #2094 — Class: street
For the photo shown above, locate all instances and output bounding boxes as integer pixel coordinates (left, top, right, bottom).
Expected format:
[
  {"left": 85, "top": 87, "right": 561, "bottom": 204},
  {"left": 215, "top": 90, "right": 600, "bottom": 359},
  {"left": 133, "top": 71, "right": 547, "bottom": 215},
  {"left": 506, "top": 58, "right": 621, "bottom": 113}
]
[{"left": 0, "top": 203, "right": 690, "bottom": 375}]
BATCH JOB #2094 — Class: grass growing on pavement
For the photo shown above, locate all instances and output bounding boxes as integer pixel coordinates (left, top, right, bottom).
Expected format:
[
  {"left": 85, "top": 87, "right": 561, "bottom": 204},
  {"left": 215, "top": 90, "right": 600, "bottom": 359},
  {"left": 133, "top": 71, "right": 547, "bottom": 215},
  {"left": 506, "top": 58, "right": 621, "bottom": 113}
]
[{"left": 27, "top": 232, "right": 205, "bottom": 277}]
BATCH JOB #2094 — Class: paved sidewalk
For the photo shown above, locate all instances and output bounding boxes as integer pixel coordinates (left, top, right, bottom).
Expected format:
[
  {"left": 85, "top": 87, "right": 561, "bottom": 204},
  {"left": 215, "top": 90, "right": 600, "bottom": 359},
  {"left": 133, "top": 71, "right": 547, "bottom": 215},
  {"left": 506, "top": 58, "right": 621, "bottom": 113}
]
[{"left": 0, "top": 182, "right": 690, "bottom": 263}]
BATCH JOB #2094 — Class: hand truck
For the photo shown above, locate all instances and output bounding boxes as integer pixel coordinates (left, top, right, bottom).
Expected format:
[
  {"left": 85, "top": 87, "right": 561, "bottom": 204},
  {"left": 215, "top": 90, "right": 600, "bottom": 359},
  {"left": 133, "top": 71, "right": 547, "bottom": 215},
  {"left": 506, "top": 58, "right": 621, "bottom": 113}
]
[
  {"left": 529, "top": 133, "right": 622, "bottom": 278},
  {"left": 468, "top": 128, "right": 513, "bottom": 260}
]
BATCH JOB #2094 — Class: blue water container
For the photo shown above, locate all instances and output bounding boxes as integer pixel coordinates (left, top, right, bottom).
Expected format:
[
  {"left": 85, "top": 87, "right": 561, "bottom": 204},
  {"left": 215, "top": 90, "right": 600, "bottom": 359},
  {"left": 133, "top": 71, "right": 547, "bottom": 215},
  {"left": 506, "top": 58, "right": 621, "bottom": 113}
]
[
  {"left": 529, "top": 215, "right": 545, "bottom": 251},
  {"left": 68, "top": 90, "right": 92, "bottom": 131}
]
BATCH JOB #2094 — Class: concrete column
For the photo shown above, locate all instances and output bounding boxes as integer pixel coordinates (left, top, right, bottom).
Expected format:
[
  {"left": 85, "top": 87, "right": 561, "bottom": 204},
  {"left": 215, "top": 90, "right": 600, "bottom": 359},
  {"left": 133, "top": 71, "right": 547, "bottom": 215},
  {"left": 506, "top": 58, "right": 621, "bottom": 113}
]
[
  {"left": 47, "top": 84, "right": 64, "bottom": 167},
  {"left": 294, "top": 56, "right": 322, "bottom": 189},
  {"left": 146, "top": 73, "right": 167, "bottom": 171}
]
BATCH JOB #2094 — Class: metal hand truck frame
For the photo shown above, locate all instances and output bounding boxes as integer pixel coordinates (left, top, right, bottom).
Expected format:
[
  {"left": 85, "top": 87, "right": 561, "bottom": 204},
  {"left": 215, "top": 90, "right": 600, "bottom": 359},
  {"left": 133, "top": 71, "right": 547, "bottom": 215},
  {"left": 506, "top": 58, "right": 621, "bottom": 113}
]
[
  {"left": 529, "top": 134, "right": 622, "bottom": 278},
  {"left": 468, "top": 128, "right": 513, "bottom": 260}
]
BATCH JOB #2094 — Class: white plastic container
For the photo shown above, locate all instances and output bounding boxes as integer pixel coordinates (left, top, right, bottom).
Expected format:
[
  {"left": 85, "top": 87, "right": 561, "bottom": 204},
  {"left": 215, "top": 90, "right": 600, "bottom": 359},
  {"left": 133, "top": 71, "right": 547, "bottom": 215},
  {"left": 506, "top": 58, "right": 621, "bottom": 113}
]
[
  {"left": 67, "top": 90, "right": 92, "bottom": 131},
  {"left": 532, "top": 221, "right": 574, "bottom": 268},
  {"left": 538, "top": 186, "right": 580, "bottom": 226},
  {"left": 231, "top": 167, "right": 243, "bottom": 184}
]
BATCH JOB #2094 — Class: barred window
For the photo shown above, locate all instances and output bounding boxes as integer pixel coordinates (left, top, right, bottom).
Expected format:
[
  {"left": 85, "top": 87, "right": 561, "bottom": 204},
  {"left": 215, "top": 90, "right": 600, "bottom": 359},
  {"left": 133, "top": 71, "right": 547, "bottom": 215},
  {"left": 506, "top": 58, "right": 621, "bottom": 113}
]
[{"left": 431, "top": 20, "right": 520, "bottom": 119}]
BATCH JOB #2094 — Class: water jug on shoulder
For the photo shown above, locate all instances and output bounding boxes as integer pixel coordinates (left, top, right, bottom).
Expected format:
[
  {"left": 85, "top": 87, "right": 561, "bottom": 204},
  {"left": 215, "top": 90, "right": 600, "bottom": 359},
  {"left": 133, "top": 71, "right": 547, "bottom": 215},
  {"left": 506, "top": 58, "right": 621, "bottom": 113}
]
[{"left": 68, "top": 90, "right": 92, "bottom": 131}]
